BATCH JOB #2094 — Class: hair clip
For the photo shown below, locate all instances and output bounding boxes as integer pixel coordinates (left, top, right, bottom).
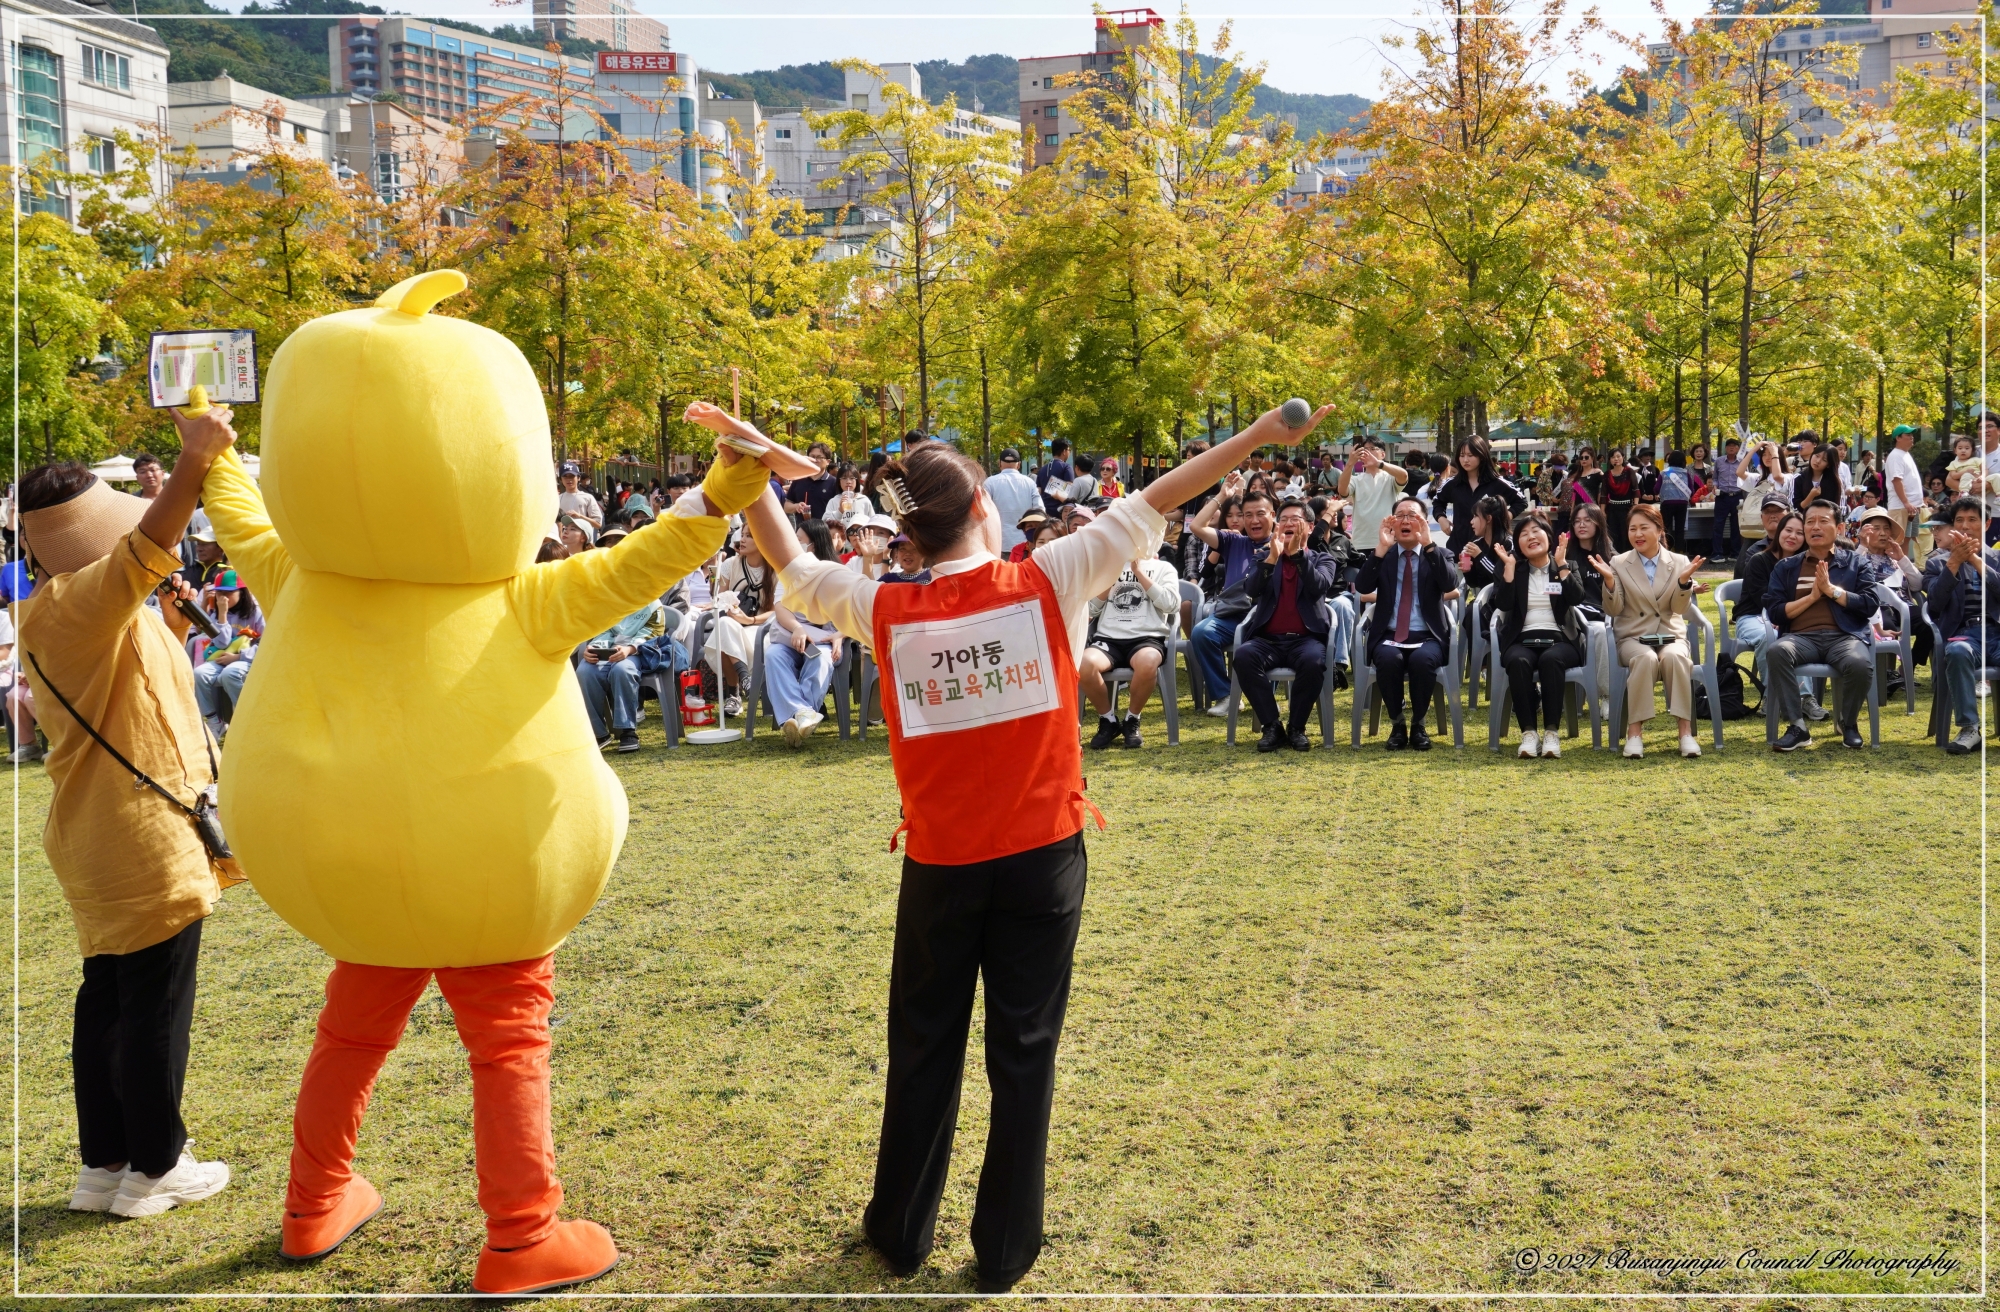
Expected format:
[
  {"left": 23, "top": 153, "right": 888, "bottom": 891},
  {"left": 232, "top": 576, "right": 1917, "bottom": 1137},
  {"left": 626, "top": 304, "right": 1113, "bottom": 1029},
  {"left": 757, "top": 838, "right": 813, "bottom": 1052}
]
[{"left": 879, "top": 477, "right": 918, "bottom": 518}]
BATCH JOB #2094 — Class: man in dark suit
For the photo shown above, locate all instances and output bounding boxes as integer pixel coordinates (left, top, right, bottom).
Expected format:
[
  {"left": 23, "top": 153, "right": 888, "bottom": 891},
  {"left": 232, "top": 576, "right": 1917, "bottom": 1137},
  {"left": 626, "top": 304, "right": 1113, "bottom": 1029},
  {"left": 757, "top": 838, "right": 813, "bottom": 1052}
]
[
  {"left": 1236, "top": 502, "right": 1343, "bottom": 753},
  {"left": 1762, "top": 500, "right": 1883, "bottom": 751},
  {"left": 1356, "top": 496, "right": 1462, "bottom": 751},
  {"left": 1924, "top": 496, "right": 2000, "bottom": 754}
]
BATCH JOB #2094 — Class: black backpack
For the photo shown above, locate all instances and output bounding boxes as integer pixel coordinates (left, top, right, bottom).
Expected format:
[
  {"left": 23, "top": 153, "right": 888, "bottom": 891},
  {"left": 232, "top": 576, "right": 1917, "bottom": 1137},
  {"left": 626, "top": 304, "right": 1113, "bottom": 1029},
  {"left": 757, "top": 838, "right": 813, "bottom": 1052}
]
[{"left": 1695, "top": 657, "right": 1761, "bottom": 721}]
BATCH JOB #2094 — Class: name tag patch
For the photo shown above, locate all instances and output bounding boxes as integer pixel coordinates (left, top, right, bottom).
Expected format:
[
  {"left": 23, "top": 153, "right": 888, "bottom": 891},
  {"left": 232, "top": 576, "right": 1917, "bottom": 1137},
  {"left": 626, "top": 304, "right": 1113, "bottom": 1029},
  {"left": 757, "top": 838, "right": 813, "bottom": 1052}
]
[{"left": 889, "top": 601, "right": 1057, "bottom": 738}]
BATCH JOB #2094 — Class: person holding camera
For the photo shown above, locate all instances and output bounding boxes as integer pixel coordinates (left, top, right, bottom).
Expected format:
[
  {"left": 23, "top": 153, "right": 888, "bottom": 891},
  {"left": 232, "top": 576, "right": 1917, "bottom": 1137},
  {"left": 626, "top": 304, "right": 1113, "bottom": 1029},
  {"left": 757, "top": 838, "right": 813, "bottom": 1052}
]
[{"left": 15, "top": 404, "right": 242, "bottom": 1220}]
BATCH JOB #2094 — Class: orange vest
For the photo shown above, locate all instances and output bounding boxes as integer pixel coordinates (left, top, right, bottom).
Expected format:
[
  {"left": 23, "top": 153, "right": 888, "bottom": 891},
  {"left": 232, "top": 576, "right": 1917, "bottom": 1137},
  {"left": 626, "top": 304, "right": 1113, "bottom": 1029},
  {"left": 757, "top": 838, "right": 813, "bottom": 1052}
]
[{"left": 871, "top": 558, "right": 1097, "bottom": 865}]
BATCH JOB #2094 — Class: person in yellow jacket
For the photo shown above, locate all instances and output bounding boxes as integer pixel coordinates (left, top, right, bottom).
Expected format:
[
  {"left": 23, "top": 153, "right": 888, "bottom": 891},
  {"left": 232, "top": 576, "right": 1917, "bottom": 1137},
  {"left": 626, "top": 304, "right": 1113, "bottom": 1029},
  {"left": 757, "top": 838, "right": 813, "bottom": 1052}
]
[{"left": 200, "top": 270, "right": 800, "bottom": 1294}]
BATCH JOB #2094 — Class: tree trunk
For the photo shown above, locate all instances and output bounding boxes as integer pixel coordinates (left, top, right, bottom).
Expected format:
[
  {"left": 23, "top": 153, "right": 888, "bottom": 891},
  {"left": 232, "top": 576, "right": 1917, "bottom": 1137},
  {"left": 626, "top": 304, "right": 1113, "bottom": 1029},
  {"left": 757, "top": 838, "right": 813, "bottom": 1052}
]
[
  {"left": 1736, "top": 251, "right": 1756, "bottom": 428},
  {"left": 1131, "top": 424, "right": 1144, "bottom": 494},
  {"left": 979, "top": 345, "right": 992, "bottom": 471},
  {"left": 657, "top": 393, "right": 669, "bottom": 473},
  {"left": 1673, "top": 361, "right": 1685, "bottom": 449},
  {"left": 1941, "top": 327, "right": 1956, "bottom": 444},
  {"left": 1206, "top": 400, "right": 1216, "bottom": 445},
  {"left": 1875, "top": 371, "right": 1885, "bottom": 454},
  {"left": 1229, "top": 395, "right": 1238, "bottom": 438}
]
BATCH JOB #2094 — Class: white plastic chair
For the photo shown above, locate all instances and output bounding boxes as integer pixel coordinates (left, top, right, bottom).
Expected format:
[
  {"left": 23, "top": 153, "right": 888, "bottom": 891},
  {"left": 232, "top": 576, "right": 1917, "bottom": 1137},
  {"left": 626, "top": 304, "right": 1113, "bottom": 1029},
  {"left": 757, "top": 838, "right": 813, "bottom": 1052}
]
[{"left": 1349, "top": 598, "right": 1465, "bottom": 748}]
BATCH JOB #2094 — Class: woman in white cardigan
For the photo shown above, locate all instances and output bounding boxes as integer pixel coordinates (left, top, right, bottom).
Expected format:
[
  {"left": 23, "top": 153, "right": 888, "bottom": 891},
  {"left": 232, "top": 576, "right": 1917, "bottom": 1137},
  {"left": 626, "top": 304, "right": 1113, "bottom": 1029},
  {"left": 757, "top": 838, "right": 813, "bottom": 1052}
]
[{"left": 1591, "top": 502, "right": 1708, "bottom": 759}]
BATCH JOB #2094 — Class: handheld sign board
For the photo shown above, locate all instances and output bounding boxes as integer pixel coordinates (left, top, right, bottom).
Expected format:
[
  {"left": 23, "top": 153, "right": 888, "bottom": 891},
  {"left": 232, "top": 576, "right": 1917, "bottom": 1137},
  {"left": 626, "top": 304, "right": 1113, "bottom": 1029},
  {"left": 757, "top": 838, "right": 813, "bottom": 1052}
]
[{"left": 149, "top": 330, "right": 258, "bottom": 409}]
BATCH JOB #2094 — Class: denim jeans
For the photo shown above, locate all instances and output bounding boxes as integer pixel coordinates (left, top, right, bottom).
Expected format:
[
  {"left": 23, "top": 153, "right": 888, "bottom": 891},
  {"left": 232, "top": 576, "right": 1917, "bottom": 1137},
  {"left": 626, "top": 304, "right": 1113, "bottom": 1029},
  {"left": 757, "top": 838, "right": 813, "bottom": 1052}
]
[
  {"left": 1735, "top": 613, "right": 1811, "bottom": 697},
  {"left": 1190, "top": 612, "right": 1236, "bottom": 709},
  {"left": 193, "top": 659, "right": 251, "bottom": 731},
  {"left": 765, "top": 640, "right": 836, "bottom": 723},
  {"left": 1327, "top": 594, "right": 1357, "bottom": 669},
  {"left": 1940, "top": 625, "right": 2000, "bottom": 731},
  {"left": 579, "top": 656, "right": 642, "bottom": 736}
]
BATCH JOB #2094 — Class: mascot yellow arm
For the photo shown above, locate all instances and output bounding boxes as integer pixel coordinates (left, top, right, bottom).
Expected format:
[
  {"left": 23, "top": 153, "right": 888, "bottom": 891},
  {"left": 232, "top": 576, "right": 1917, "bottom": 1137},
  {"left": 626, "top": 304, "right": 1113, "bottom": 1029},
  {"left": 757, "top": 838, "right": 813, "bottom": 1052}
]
[
  {"left": 200, "top": 448, "right": 296, "bottom": 619},
  {"left": 509, "top": 453, "right": 772, "bottom": 660}
]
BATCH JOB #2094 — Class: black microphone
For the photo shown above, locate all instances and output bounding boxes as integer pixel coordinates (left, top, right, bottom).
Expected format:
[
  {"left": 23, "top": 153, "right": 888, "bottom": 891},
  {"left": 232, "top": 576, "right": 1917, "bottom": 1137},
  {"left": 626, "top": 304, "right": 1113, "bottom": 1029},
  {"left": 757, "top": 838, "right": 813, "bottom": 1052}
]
[{"left": 160, "top": 582, "right": 222, "bottom": 639}]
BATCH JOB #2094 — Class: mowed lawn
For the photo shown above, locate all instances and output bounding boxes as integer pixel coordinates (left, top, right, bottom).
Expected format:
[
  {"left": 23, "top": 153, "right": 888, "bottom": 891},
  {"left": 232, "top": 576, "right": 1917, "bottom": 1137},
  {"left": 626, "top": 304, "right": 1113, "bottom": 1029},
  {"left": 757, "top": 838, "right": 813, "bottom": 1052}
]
[{"left": 9, "top": 603, "right": 1984, "bottom": 1301}]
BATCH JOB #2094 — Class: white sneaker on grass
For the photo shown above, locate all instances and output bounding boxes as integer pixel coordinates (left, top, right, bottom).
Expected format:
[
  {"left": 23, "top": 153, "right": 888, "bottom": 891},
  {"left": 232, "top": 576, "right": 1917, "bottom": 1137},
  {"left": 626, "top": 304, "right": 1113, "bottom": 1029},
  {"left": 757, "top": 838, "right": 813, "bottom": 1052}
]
[
  {"left": 1679, "top": 733, "right": 1702, "bottom": 758},
  {"left": 109, "top": 1146, "right": 229, "bottom": 1218},
  {"left": 69, "top": 1165, "right": 126, "bottom": 1212},
  {"left": 1517, "top": 730, "right": 1540, "bottom": 758},
  {"left": 1539, "top": 732, "right": 1562, "bottom": 759},
  {"left": 1622, "top": 735, "right": 1644, "bottom": 759},
  {"left": 1205, "top": 703, "right": 1229, "bottom": 717}
]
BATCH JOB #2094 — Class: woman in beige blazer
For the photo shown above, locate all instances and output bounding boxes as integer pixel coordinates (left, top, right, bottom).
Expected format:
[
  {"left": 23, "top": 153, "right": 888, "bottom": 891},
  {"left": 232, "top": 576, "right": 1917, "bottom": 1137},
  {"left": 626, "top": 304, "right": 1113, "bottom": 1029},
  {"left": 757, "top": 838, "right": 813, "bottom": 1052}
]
[{"left": 1591, "top": 503, "right": 1708, "bottom": 759}]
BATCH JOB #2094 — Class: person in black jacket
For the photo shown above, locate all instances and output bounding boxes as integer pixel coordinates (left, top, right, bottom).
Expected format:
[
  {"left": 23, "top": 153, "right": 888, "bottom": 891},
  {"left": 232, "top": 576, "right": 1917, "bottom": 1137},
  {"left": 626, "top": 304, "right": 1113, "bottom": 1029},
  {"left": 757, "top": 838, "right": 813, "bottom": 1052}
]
[
  {"left": 1236, "top": 502, "right": 1344, "bottom": 753},
  {"left": 1357, "top": 496, "right": 1462, "bottom": 751},
  {"left": 1490, "top": 512, "right": 1587, "bottom": 757},
  {"left": 1434, "top": 438, "right": 1528, "bottom": 557}
]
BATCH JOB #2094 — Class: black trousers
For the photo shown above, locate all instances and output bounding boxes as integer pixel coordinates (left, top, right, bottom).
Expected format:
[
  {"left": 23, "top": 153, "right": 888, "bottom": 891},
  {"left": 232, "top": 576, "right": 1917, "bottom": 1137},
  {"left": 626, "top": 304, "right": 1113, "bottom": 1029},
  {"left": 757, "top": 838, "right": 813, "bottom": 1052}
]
[
  {"left": 1661, "top": 501, "right": 1689, "bottom": 552},
  {"left": 74, "top": 917, "right": 203, "bottom": 1175},
  {"left": 1235, "top": 632, "right": 1327, "bottom": 733},
  {"left": 866, "top": 832, "right": 1087, "bottom": 1283},
  {"left": 1502, "top": 638, "right": 1583, "bottom": 731},
  {"left": 1370, "top": 636, "right": 1445, "bottom": 721}
]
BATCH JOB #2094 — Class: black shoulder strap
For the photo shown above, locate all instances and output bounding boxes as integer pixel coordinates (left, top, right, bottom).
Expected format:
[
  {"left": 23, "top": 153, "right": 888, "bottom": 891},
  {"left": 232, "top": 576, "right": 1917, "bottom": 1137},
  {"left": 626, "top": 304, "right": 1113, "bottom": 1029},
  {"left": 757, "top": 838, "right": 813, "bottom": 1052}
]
[{"left": 25, "top": 651, "right": 215, "bottom": 819}]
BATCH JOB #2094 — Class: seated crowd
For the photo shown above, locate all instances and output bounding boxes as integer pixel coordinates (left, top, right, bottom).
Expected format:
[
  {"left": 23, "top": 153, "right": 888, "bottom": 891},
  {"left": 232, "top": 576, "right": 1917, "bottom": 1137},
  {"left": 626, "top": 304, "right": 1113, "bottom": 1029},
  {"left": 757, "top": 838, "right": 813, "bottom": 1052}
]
[{"left": 13, "top": 423, "right": 1992, "bottom": 763}]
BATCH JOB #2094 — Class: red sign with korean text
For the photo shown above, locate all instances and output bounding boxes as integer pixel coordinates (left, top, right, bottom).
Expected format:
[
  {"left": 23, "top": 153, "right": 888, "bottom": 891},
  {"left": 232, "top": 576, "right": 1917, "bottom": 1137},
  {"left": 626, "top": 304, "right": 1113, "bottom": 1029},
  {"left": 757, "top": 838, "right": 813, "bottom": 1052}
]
[{"left": 596, "top": 51, "right": 677, "bottom": 73}]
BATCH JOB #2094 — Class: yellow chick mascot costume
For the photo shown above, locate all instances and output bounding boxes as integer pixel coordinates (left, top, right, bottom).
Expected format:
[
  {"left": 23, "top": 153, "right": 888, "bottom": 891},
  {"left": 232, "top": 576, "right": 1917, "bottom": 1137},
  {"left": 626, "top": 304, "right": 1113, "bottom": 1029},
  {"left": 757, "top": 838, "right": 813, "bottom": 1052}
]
[{"left": 199, "top": 271, "right": 774, "bottom": 1294}]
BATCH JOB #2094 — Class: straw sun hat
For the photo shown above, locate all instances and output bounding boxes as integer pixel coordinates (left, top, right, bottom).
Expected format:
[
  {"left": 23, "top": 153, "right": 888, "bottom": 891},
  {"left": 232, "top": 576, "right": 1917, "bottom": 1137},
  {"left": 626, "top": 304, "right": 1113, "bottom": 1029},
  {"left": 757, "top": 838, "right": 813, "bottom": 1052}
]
[{"left": 20, "top": 476, "right": 146, "bottom": 577}]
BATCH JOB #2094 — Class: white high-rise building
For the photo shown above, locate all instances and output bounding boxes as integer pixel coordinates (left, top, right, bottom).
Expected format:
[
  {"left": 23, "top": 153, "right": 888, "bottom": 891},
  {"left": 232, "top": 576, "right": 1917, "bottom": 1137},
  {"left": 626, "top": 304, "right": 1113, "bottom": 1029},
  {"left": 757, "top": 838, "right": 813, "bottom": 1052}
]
[{"left": 4, "top": 0, "right": 169, "bottom": 219}]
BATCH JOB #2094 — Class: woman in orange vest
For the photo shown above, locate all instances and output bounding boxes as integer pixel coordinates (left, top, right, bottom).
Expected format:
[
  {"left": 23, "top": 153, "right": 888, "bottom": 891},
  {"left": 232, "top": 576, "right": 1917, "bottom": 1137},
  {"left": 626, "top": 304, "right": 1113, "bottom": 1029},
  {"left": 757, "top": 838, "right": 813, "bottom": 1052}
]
[{"left": 693, "top": 400, "right": 1329, "bottom": 1292}]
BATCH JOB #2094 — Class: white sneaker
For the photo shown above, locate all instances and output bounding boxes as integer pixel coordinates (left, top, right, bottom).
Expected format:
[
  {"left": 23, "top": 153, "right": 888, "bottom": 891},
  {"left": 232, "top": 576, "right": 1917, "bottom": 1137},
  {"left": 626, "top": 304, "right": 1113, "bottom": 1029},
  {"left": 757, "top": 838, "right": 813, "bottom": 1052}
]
[
  {"left": 69, "top": 1165, "right": 127, "bottom": 1212},
  {"left": 8, "top": 743, "right": 43, "bottom": 764},
  {"left": 1518, "top": 730, "right": 1540, "bottom": 758},
  {"left": 1205, "top": 703, "right": 1229, "bottom": 717},
  {"left": 1539, "top": 732, "right": 1562, "bottom": 759},
  {"left": 109, "top": 1146, "right": 229, "bottom": 1218},
  {"left": 1622, "top": 735, "right": 1643, "bottom": 759},
  {"left": 782, "top": 709, "right": 822, "bottom": 748},
  {"left": 1679, "top": 733, "right": 1702, "bottom": 758},
  {"left": 723, "top": 695, "right": 744, "bottom": 718}
]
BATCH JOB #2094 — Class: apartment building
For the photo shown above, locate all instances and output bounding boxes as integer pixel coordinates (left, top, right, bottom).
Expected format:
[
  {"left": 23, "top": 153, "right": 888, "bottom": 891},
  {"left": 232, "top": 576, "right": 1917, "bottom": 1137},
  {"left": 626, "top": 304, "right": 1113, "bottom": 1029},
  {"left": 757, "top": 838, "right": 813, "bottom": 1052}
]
[
  {"left": 4, "top": 0, "right": 169, "bottom": 217},
  {"left": 1018, "top": 7, "right": 1171, "bottom": 169},
  {"left": 327, "top": 16, "right": 595, "bottom": 127},
  {"left": 588, "top": 49, "right": 704, "bottom": 191},
  {"left": 533, "top": 0, "right": 669, "bottom": 54},
  {"left": 1644, "top": 6, "right": 1982, "bottom": 138},
  {"left": 169, "top": 75, "right": 333, "bottom": 171}
]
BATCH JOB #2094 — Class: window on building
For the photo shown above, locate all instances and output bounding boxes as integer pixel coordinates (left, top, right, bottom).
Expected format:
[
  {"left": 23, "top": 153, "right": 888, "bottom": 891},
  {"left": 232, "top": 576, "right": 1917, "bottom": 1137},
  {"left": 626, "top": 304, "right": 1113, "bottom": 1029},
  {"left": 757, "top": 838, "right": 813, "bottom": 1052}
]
[
  {"left": 82, "top": 44, "right": 130, "bottom": 92},
  {"left": 1917, "top": 32, "right": 1932, "bottom": 47},
  {"left": 293, "top": 123, "right": 307, "bottom": 143},
  {"left": 1043, "top": 133, "right": 1058, "bottom": 146},
  {"left": 85, "top": 135, "right": 114, "bottom": 174},
  {"left": 852, "top": 93, "right": 868, "bottom": 110},
  {"left": 1045, "top": 105, "right": 1057, "bottom": 116},
  {"left": 776, "top": 127, "right": 791, "bottom": 138},
  {"left": 14, "top": 44, "right": 67, "bottom": 214}
]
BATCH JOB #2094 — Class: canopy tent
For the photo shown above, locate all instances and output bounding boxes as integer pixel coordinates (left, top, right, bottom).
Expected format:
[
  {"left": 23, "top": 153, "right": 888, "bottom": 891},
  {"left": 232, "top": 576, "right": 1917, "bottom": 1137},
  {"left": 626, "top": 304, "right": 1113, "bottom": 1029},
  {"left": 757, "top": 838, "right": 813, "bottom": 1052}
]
[{"left": 89, "top": 455, "right": 137, "bottom": 484}]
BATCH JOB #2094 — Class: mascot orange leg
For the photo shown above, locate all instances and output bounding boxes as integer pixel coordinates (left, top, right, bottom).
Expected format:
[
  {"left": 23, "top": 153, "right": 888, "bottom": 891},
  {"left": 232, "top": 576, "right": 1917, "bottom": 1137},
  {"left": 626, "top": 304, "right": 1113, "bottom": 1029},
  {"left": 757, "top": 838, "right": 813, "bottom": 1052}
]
[{"left": 280, "top": 956, "right": 618, "bottom": 1293}]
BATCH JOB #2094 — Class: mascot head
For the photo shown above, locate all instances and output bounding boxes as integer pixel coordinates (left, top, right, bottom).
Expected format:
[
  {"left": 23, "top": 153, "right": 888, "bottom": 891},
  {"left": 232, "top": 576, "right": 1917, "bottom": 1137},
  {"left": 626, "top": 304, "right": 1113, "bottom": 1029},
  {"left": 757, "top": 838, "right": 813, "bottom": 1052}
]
[{"left": 259, "top": 269, "right": 556, "bottom": 585}]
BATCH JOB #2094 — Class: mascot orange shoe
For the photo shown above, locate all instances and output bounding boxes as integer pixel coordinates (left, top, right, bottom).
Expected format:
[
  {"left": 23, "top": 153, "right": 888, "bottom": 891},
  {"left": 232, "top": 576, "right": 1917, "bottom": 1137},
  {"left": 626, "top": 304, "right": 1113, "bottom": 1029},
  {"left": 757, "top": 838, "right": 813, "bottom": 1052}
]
[{"left": 201, "top": 270, "right": 795, "bottom": 1292}]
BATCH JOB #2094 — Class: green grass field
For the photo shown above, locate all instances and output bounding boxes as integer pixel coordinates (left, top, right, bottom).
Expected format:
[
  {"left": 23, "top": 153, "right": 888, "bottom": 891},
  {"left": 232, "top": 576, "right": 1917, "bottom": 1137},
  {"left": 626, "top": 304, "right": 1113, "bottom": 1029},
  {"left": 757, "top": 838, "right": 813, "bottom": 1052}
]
[{"left": 8, "top": 601, "right": 1986, "bottom": 1304}]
